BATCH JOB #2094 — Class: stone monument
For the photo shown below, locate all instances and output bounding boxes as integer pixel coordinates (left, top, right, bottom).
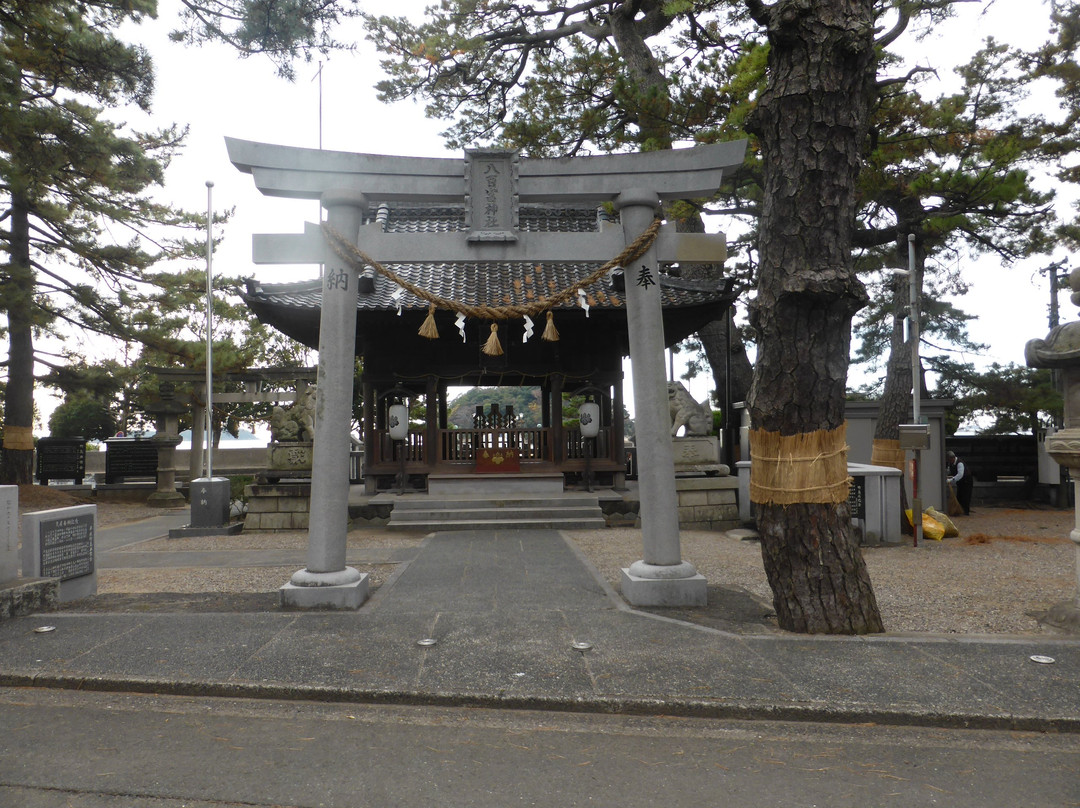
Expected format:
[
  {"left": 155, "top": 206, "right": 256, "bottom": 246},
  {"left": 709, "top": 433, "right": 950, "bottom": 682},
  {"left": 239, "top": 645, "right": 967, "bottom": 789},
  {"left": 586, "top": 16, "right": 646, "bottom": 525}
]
[
  {"left": 21, "top": 505, "right": 97, "bottom": 603},
  {"left": 0, "top": 485, "right": 16, "bottom": 582},
  {"left": 1025, "top": 266, "right": 1080, "bottom": 631}
]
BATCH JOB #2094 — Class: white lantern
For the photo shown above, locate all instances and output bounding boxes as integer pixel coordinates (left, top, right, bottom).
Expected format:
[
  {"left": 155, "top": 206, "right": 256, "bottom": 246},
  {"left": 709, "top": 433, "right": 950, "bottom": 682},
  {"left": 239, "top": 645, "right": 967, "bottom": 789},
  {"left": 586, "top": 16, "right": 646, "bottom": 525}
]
[
  {"left": 578, "top": 400, "right": 601, "bottom": 439},
  {"left": 388, "top": 403, "right": 409, "bottom": 441}
]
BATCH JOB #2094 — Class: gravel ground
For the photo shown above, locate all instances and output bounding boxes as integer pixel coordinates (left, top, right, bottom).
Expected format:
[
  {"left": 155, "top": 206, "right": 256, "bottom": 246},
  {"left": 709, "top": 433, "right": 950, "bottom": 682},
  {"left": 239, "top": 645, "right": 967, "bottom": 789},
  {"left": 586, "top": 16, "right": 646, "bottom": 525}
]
[
  {"left": 16, "top": 486, "right": 1078, "bottom": 636},
  {"left": 568, "top": 508, "right": 1076, "bottom": 636}
]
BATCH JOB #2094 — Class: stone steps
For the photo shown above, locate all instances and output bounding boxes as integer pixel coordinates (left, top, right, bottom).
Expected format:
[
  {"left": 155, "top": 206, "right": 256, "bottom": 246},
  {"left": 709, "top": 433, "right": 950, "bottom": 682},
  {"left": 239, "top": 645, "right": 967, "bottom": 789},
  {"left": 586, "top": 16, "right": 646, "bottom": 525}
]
[{"left": 386, "top": 493, "right": 606, "bottom": 531}]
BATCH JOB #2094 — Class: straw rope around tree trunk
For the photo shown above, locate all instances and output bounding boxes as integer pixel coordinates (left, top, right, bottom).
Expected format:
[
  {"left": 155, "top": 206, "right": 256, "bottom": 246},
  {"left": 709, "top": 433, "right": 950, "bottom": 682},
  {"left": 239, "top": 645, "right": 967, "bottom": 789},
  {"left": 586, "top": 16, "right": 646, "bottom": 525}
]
[
  {"left": 870, "top": 438, "right": 905, "bottom": 471},
  {"left": 320, "top": 217, "right": 663, "bottom": 353},
  {"left": 749, "top": 424, "right": 852, "bottom": 506}
]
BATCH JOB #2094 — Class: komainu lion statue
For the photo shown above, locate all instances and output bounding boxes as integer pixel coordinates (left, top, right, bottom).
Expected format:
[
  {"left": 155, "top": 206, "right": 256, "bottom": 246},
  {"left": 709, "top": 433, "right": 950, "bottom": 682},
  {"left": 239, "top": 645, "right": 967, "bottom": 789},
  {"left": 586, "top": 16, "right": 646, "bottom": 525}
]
[
  {"left": 269, "top": 384, "right": 316, "bottom": 443},
  {"left": 667, "top": 381, "right": 712, "bottom": 437}
]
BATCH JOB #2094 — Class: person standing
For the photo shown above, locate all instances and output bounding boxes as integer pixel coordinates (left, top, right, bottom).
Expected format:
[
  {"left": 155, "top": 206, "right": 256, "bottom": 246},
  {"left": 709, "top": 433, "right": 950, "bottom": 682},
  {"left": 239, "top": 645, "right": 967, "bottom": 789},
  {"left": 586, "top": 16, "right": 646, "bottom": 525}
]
[{"left": 946, "top": 451, "right": 974, "bottom": 515}]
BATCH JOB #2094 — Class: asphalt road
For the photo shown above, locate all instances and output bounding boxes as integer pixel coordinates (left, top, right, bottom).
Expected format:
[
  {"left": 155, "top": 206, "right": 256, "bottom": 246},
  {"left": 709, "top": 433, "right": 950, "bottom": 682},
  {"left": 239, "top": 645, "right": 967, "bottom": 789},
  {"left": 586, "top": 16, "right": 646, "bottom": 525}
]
[{"left": 1, "top": 688, "right": 1077, "bottom": 808}]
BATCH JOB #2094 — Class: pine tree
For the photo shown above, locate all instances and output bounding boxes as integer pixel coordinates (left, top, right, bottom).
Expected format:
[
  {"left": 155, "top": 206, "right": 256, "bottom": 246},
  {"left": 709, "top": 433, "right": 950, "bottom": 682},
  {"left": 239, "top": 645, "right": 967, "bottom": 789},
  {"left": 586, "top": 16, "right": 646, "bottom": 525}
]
[
  {"left": 854, "top": 40, "right": 1054, "bottom": 470},
  {"left": 129, "top": 267, "right": 314, "bottom": 445},
  {"left": 0, "top": 0, "right": 203, "bottom": 483}
]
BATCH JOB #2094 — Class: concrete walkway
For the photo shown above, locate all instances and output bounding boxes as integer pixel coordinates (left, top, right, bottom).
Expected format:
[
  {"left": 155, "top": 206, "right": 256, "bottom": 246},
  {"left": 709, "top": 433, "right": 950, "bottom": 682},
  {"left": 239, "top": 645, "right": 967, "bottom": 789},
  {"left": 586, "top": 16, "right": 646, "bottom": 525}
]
[{"left": 1, "top": 519, "right": 1077, "bottom": 732}]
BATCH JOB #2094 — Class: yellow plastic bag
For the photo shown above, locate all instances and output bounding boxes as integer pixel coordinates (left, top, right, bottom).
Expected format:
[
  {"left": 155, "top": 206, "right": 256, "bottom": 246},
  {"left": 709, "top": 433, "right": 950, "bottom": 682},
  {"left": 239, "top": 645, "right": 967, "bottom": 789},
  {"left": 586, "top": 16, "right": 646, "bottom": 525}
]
[
  {"left": 905, "top": 508, "right": 945, "bottom": 541},
  {"left": 924, "top": 506, "right": 959, "bottom": 538}
]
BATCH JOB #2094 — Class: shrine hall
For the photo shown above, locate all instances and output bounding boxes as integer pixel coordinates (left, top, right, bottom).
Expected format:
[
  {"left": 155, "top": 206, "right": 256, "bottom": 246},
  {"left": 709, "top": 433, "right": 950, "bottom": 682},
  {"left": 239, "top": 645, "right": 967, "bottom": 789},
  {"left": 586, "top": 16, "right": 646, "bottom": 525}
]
[{"left": 241, "top": 198, "right": 737, "bottom": 493}]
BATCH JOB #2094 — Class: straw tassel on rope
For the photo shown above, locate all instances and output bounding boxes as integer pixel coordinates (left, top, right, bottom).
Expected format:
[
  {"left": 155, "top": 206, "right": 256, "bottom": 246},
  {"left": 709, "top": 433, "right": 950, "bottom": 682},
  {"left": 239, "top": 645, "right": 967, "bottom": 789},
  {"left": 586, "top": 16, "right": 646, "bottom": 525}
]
[
  {"left": 418, "top": 304, "right": 439, "bottom": 339},
  {"left": 482, "top": 322, "right": 504, "bottom": 356},
  {"left": 542, "top": 311, "right": 559, "bottom": 342}
]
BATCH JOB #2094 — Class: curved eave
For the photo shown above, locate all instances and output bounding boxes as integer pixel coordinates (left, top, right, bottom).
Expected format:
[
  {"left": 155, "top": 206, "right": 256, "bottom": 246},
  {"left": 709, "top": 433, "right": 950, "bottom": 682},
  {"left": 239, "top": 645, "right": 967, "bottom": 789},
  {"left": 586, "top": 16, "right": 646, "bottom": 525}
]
[{"left": 242, "top": 281, "right": 734, "bottom": 355}]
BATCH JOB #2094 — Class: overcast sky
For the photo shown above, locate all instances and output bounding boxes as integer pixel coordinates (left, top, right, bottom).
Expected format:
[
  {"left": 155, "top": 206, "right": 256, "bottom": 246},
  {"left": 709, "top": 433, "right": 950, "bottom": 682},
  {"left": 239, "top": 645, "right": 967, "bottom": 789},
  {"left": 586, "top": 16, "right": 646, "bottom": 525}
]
[{"left": 51, "top": 0, "right": 1074, "bottom": 428}]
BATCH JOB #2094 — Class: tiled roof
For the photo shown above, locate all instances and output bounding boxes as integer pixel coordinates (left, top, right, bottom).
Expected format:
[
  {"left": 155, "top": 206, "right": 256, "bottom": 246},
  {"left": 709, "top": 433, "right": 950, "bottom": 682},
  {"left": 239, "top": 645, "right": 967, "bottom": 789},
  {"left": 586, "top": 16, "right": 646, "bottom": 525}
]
[
  {"left": 242, "top": 203, "right": 730, "bottom": 315},
  {"left": 243, "top": 262, "right": 728, "bottom": 315},
  {"left": 376, "top": 203, "right": 608, "bottom": 234}
]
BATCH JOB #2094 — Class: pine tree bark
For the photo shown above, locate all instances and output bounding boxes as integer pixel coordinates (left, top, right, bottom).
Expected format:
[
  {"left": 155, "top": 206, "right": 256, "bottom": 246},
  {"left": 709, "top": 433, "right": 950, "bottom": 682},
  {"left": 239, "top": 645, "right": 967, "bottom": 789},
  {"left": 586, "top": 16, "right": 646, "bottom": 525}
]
[
  {"left": 745, "top": 0, "right": 884, "bottom": 633},
  {"left": 1, "top": 193, "right": 36, "bottom": 484}
]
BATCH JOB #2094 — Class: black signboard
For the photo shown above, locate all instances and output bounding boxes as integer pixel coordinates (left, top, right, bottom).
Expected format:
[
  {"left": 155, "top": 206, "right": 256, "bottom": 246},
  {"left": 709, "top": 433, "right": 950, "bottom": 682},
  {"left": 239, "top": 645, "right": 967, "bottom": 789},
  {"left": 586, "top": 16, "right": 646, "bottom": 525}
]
[
  {"left": 105, "top": 438, "right": 158, "bottom": 483},
  {"left": 848, "top": 476, "right": 866, "bottom": 520},
  {"left": 38, "top": 512, "right": 95, "bottom": 581},
  {"left": 36, "top": 437, "right": 86, "bottom": 485}
]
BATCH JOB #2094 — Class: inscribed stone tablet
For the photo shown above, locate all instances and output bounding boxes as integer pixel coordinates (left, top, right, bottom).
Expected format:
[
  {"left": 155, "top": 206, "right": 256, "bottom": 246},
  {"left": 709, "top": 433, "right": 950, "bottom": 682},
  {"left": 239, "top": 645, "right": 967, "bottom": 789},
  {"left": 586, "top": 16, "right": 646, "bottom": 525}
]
[
  {"left": 0, "top": 486, "right": 16, "bottom": 582},
  {"left": 466, "top": 150, "right": 518, "bottom": 241},
  {"left": 21, "top": 504, "right": 97, "bottom": 602}
]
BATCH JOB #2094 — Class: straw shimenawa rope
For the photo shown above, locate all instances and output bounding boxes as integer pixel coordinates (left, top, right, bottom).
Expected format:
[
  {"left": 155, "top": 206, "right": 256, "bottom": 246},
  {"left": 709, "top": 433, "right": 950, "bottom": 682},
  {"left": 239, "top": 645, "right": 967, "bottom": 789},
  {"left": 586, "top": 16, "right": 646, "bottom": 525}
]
[
  {"left": 870, "top": 438, "right": 905, "bottom": 471},
  {"left": 749, "top": 424, "right": 852, "bottom": 506},
  {"left": 320, "top": 217, "right": 663, "bottom": 343}
]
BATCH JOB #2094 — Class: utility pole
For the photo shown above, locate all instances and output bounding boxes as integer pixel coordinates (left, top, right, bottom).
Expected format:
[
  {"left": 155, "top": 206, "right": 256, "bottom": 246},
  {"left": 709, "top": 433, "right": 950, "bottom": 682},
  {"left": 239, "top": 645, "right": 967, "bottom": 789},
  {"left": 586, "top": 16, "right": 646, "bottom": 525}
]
[{"left": 1047, "top": 259, "right": 1071, "bottom": 331}]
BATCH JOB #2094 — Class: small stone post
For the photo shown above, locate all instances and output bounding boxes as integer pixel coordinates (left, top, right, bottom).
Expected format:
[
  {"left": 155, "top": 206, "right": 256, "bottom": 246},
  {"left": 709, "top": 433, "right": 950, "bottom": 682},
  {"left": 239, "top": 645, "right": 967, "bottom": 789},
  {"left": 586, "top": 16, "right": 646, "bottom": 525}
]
[
  {"left": 281, "top": 189, "right": 369, "bottom": 609},
  {"left": 1026, "top": 267, "right": 1080, "bottom": 631},
  {"left": 616, "top": 189, "right": 706, "bottom": 606}
]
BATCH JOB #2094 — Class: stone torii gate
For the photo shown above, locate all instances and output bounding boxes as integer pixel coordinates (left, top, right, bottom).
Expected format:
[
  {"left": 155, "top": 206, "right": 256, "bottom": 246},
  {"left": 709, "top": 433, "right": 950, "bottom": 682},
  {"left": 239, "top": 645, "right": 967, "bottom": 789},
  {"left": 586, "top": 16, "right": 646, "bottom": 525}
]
[{"left": 228, "top": 138, "right": 747, "bottom": 609}]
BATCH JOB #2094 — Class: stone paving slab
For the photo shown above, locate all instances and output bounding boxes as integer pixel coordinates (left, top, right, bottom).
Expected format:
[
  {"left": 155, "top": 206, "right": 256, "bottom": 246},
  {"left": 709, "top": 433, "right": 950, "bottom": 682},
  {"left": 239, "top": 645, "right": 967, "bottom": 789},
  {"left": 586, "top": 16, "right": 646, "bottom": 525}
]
[{"left": 0, "top": 527, "right": 1077, "bottom": 732}]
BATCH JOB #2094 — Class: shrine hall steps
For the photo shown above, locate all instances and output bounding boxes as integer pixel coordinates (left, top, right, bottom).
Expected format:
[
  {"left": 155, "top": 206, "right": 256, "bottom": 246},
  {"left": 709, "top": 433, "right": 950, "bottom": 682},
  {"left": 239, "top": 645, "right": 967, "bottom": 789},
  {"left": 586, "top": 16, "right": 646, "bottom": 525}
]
[
  {"left": 375, "top": 474, "right": 606, "bottom": 531},
  {"left": 384, "top": 493, "right": 606, "bottom": 531}
]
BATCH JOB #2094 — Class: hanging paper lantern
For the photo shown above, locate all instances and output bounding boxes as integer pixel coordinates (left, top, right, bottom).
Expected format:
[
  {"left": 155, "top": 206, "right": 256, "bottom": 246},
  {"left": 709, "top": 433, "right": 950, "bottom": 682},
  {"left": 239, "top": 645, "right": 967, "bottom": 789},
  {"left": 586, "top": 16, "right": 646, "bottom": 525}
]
[
  {"left": 388, "top": 403, "right": 409, "bottom": 441},
  {"left": 579, "top": 400, "right": 600, "bottom": 439}
]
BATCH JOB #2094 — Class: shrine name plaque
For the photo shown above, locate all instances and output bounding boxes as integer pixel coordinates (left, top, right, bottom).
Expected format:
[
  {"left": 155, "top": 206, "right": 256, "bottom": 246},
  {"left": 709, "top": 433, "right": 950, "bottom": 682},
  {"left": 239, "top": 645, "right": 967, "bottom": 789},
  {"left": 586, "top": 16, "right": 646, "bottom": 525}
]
[{"left": 465, "top": 150, "right": 519, "bottom": 242}]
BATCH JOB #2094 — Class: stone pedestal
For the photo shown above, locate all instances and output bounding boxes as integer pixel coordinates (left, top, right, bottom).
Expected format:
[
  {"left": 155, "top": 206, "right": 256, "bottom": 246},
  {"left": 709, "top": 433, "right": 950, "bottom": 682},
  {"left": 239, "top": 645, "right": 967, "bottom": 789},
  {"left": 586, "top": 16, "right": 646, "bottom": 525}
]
[
  {"left": 675, "top": 476, "right": 739, "bottom": 531},
  {"left": 244, "top": 483, "right": 312, "bottom": 532},
  {"left": 620, "top": 565, "right": 707, "bottom": 606},
  {"left": 672, "top": 436, "right": 729, "bottom": 476},
  {"left": 280, "top": 573, "right": 369, "bottom": 610},
  {"left": 267, "top": 441, "right": 314, "bottom": 481},
  {"left": 169, "top": 477, "right": 243, "bottom": 538}
]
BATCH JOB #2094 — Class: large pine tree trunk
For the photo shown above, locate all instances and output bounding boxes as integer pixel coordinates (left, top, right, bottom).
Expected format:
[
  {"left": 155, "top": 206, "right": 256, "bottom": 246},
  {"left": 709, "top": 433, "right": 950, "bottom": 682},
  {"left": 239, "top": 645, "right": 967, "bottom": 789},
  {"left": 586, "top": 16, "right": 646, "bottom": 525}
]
[
  {"left": 745, "top": 0, "right": 883, "bottom": 634},
  {"left": 1, "top": 194, "right": 36, "bottom": 484}
]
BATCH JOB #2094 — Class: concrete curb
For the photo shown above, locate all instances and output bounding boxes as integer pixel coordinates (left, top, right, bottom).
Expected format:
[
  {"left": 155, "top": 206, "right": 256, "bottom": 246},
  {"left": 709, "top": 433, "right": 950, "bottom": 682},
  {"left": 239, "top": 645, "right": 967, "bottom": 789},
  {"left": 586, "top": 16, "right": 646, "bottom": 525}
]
[{"left": 3, "top": 671, "right": 1077, "bottom": 734}]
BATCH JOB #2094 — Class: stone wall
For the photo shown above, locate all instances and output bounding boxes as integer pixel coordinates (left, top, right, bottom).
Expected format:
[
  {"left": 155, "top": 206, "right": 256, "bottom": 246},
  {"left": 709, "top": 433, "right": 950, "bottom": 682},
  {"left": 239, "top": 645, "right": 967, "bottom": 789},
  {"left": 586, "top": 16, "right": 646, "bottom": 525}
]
[
  {"left": 243, "top": 483, "right": 310, "bottom": 532},
  {"left": 675, "top": 477, "right": 739, "bottom": 531},
  {"left": 0, "top": 578, "right": 58, "bottom": 620}
]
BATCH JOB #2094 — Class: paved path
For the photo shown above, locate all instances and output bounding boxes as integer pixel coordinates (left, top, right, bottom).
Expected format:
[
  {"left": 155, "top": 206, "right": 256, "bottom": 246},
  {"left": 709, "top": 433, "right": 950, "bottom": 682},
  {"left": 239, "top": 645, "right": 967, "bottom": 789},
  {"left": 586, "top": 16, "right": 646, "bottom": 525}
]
[{"left": 1, "top": 526, "right": 1077, "bottom": 731}]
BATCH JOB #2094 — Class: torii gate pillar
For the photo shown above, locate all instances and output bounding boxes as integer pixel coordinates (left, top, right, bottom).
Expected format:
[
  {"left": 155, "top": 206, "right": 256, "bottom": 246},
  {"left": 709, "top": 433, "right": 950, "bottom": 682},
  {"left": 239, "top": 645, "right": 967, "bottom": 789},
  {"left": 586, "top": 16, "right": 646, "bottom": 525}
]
[
  {"left": 280, "top": 189, "right": 369, "bottom": 609},
  {"left": 617, "top": 190, "right": 706, "bottom": 606}
]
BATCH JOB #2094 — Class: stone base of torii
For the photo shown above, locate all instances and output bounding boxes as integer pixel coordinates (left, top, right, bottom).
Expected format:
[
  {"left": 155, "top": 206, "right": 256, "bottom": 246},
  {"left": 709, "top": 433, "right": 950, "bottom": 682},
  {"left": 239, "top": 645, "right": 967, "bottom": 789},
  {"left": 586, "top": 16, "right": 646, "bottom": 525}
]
[{"left": 228, "top": 139, "right": 746, "bottom": 609}]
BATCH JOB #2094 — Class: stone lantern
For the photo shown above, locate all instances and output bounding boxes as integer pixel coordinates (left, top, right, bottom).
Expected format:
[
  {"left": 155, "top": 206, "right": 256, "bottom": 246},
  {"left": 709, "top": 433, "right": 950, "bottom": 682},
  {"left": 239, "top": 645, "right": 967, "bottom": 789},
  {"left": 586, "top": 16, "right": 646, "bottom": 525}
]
[
  {"left": 147, "top": 381, "right": 186, "bottom": 507},
  {"left": 1025, "top": 266, "right": 1080, "bottom": 631}
]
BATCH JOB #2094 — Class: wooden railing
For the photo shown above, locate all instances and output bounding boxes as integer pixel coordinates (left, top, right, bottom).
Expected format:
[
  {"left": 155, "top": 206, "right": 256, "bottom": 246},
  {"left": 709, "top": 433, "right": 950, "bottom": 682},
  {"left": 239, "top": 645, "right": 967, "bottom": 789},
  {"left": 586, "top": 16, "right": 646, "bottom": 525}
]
[
  {"left": 370, "top": 425, "right": 621, "bottom": 470},
  {"left": 440, "top": 428, "right": 549, "bottom": 462},
  {"left": 375, "top": 431, "right": 425, "bottom": 466}
]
